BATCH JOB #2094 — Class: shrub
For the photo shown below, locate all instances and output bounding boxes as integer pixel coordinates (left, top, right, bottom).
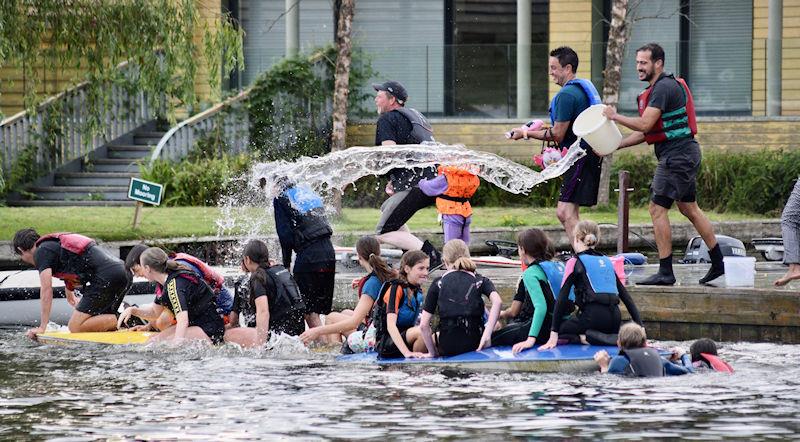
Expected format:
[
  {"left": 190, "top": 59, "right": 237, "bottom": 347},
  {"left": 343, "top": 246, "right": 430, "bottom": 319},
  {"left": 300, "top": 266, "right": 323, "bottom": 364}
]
[{"left": 141, "top": 154, "right": 252, "bottom": 206}]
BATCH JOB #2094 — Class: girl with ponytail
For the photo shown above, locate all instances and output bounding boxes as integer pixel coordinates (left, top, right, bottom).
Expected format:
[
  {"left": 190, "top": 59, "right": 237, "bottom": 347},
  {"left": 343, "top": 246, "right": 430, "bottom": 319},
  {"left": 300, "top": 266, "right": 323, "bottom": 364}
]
[
  {"left": 300, "top": 236, "right": 397, "bottom": 352},
  {"left": 418, "top": 239, "right": 503, "bottom": 357},
  {"left": 117, "top": 247, "right": 225, "bottom": 345}
]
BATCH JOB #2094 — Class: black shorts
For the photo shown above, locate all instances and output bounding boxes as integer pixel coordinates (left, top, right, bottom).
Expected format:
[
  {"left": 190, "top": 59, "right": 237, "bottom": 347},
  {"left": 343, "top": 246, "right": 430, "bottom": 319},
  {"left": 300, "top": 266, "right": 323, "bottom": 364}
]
[
  {"left": 75, "top": 266, "right": 130, "bottom": 316},
  {"left": 437, "top": 318, "right": 483, "bottom": 357},
  {"left": 559, "top": 152, "right": 602, "bottom": 206},
  {"left": 271, "top": 311, "right": 306, "bottom": 336},
  {"left": 377, "top": 329, "right": 410, "bottom": 359},
  {"left": 651, "top": 141, "right": 701, "bottom": 209},
  {"left": 376, "top": 187, "right": 436, "bottom": 234},
  {"left": 193, "top": 312, "right": 225, "bottom": 344},
  {"left": 294, "top": 269, "right": 335, "bottom": 315},
  {"left": 558, "top": 303, "right": 621, "bottom": 338}
]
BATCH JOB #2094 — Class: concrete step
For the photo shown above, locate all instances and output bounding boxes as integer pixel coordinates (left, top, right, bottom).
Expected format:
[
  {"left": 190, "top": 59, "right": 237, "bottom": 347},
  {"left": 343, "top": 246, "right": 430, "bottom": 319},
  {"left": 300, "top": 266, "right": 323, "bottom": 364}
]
[
  {"left": 7, "top": 199, "right": 136, "bottom": 207},
  {"left": 55, "top": 172, "right": 139, "bottom": 187},
  {"left": 26, "top": 185, "right": 130, "bottom": 201},
  {"left": 88, "top": 158, "right": 142, "bottom": 173},
  {"left": 107, "top": 145, "right": 153, "bottom": 159},
  {"left": 133, "top": 131, "right": 166, "bottom": 146}
]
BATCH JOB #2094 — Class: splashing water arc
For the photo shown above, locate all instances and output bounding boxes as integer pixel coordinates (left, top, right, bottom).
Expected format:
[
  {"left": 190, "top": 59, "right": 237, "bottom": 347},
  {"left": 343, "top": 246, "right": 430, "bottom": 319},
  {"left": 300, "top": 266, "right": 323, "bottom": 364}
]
[{"left": 251, "top": 143, "right": 586, "bottom": 198}]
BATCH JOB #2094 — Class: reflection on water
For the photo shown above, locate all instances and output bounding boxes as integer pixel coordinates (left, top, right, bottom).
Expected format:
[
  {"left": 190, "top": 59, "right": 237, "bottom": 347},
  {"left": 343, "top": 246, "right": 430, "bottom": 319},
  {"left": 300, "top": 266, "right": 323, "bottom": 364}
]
[{"left": 1, "top": 329, "right": 798, "bottom": 439}]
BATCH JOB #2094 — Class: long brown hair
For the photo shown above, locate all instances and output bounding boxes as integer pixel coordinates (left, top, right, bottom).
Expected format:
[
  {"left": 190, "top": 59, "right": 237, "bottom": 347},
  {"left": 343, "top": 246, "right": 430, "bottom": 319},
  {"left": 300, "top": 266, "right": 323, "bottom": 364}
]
[
  {"left": 398, "top": 250, "right": 428, "bottom": 285},
  {"left": 243, "top": 239, "right": 271, "bottom": 290},
  {"left": 140, "top": 247, "right": 191, "bottom": 274},
  {"left": 442, "top": 239, "right": 476, "bottom": 272},
  {"left": 517, "top": 228, "right": 555, "bottom": 262},
  {"left": 356, "top": 236, "right": 396, "bottom": 283}
]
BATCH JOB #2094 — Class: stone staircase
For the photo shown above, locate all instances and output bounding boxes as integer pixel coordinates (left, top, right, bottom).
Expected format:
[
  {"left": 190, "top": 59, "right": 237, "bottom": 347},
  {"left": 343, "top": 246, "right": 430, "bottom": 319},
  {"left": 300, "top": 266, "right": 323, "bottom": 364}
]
[{"left": 9, "top": 129, "right": 164, "bottom": 206}]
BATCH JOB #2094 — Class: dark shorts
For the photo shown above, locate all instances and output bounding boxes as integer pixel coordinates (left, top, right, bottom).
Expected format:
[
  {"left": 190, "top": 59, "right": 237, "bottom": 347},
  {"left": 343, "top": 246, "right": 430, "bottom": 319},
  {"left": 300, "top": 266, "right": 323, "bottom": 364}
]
[
  {"left": 193, "top": 312, "right": 225, "bottom": 344},
  {"left": 651, "top": 141, "right": 701, "bottom": 209},
  {"left": 294, "top": 268, "right": 336, "bottom": 315},
  {"left": 437, "top": 317, "right": 483, "bottom": 357},
  {"left": 377, "top": 328, "right": 410, "bottom": 359},
  {"left": 559, "top": 153, "right": 602, "bottom": 206},
  {"left": 558, "top": 303, "right": 621, "bottom": 338},
  {"left": 75, "top": 265, "right": 130, "bottom": 316},
  {"left": 271, "top": 311, "right": 306, "bottom": 336},
  {"left": 376, "top": 187, "right": 436, "bottom": 234}
]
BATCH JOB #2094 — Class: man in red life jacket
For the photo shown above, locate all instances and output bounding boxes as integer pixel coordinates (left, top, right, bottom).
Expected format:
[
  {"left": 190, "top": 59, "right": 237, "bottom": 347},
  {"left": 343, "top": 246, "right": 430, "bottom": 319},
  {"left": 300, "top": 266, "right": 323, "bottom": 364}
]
[
  {"left": 13, "top": 228, "right": 130, "bottom": 338},
  {"left": 602, "top": 43, "right": 724, "bottom": 286}
]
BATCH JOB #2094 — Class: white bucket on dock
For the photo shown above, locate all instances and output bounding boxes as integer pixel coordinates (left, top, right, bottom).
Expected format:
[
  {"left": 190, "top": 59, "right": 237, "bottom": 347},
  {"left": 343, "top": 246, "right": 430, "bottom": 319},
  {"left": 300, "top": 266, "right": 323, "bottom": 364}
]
[
  {"left": 723, "top": 256, "right": 756, "bottom": 287},
  {"left": 573, "top": 104, "right": 623, "bottom": 156}
]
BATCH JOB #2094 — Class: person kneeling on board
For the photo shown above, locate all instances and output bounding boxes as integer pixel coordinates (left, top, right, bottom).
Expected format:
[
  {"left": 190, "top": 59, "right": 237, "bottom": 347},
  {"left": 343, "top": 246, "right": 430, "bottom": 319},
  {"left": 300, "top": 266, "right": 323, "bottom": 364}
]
[
  {"left": 13, "top": 229, "right": 130, "bottom": 338},
  {"left": 224, "top": 239, "right": 306, "bottom": 348},
  {"left": 418, "top": 239, "right": 502, "bottom": 357},
  {"left": 117, "top": 247, "right": 224, "bottom": 345},
  {"left": 373, "top": 250, "right": 429, "bottom": 359},
  {"left": 594, "top": 322, "right": 692, "bottom": 377},
  {"left": 539, "top": 221, "right": 643, "bottom": 350}
]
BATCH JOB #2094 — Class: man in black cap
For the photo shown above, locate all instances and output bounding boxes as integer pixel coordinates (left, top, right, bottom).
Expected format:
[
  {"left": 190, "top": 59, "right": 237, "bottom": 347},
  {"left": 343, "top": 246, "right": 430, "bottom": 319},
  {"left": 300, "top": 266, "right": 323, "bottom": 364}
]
[{"left": 372, "top": 80, "right": 441, "bottom": 268}]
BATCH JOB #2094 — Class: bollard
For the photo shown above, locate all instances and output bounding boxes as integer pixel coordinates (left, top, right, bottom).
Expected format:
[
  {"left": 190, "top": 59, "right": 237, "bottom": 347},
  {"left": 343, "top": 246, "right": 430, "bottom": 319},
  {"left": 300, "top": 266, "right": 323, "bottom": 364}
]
[{"left": 615, "top": 170, "right": 633, "bottom": 254}]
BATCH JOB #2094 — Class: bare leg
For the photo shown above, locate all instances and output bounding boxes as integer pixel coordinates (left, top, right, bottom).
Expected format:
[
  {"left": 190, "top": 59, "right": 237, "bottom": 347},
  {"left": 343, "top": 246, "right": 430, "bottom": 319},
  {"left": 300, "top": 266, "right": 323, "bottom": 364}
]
[
  {"left": 677, "top": 202, "right": 718, "bottom": 248},
  {"left": 556, "top": 201, "right": 580, "bottom": 244},
  {"left": 376, "top": 230, "right": 424, "bottom": 251},
  {"left": 650, "top": 202, "right": 673, "bottom": 259},
  {"left": 322, "top": 311, "right": 356, "bottom": 342},
  {"left": 775, "top": 263, "right": 800, "bottom": 286},
  {"left": 224, "top": 327, "right": 260, "bottom": 348},
  {"left": 68, "top": 311, "right": 118, "bottom": 333},
  {"left": 405, "top": 327, "right": 428, "bottom": 352},
  {"left": 148, "top": 325, "right": 176, "bottom": 343},
  {"left": 305, "top": 312, "right": 323, "bottom": 329}
]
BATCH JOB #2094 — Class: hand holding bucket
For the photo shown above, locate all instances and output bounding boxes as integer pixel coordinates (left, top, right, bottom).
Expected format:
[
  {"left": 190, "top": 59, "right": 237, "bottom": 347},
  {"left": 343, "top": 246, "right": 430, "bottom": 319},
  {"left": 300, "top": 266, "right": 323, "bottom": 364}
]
[{"left": 573, "top": 104, "right": 622, "bottom": 156}]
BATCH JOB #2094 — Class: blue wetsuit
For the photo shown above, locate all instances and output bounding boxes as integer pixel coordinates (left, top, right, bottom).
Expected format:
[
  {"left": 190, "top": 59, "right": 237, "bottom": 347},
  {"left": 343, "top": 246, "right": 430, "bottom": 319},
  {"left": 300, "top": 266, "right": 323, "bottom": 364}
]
[{"left": 607, "top": 353, "right": 694, "bottom": 376}]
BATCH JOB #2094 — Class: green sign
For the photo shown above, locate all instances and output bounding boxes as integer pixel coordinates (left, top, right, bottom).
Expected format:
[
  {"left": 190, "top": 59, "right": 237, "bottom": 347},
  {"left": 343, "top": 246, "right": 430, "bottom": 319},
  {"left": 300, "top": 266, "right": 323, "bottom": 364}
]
[{"left": 128, "top": 177, "right": 164, "bottom": 206}]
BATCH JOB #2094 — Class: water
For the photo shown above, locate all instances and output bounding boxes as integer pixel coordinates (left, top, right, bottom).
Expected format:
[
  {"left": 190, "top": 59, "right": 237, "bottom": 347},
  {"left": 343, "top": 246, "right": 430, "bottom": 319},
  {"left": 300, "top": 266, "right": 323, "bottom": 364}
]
[{"left": 1, "top": 330, "right": 799, "bottom": 440}]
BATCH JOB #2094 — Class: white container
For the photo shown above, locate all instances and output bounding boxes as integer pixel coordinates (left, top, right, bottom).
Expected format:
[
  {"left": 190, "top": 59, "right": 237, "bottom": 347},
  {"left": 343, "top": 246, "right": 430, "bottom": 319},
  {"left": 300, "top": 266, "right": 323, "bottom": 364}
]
[
  {"left": 573, "top": 104, "right": 623, "bottom": 156},
  {"left": 723, "top": 256, "right": 756, "bottom": 287}
]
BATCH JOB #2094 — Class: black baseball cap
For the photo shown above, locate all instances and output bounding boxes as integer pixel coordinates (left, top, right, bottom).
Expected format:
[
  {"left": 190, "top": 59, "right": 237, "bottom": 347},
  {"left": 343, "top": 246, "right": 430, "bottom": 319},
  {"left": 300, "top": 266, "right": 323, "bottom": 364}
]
[{"left": 372, "top": 80, "right": 408, "bottom": 104}]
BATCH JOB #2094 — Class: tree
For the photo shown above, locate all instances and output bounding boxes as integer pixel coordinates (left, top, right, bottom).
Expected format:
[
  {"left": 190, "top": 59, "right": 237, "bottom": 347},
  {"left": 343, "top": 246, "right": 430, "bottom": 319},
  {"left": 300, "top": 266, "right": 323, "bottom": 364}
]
[{"left": 330, "top": 0, "right": 355, "bottom": 212}]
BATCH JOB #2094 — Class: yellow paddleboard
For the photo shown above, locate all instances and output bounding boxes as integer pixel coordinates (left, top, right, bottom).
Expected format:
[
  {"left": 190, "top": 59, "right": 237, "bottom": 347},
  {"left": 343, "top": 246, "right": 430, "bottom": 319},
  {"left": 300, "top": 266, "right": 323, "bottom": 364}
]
[{"left": 37, "top": 330, "right": 154, "bottom": 346}]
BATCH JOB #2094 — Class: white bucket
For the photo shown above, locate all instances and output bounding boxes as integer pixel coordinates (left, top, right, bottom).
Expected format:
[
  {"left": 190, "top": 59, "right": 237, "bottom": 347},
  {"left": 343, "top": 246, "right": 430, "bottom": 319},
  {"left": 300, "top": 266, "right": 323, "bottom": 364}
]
[
  {"left": 573, "top": 104, "right": 623, "bottom": 156},
  {"left": 723, "top": 256, "right": 756, "bottom": 287}
]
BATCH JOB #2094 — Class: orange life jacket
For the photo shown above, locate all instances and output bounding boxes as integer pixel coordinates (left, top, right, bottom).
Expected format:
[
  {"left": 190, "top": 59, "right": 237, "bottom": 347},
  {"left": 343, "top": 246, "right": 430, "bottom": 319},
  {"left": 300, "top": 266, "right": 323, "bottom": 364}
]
[
  {"left": 34, "top": 233, "right": 95, "bottom": 290},
  {"left": 637, "top": 74, "right": 698, "bottom": 144},
  {"left": 435, "top": 166, "right": 480, "bottom": 218},
  {"left": 169, "top": 252, "right": 225, "bottom": 293}
]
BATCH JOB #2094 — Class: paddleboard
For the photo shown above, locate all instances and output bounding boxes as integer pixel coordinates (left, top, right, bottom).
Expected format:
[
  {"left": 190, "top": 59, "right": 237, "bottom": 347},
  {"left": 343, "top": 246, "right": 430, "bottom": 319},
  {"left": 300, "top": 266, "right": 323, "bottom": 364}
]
[
  {"left": 335, "top": 246, "right": 523, "bottom": 268},
  {"left": 336, "top": 344, "right": 620, "bottom": 373},
  {"left": 36, "top": 330, "right": 154, "bottom": 346}
]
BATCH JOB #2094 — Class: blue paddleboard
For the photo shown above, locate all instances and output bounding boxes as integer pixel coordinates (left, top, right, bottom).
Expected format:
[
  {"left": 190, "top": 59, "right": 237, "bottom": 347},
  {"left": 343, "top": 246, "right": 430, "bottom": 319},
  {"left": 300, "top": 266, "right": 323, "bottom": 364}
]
[{"left": 336, "top": 344, "right": 623, "bottom": 373}]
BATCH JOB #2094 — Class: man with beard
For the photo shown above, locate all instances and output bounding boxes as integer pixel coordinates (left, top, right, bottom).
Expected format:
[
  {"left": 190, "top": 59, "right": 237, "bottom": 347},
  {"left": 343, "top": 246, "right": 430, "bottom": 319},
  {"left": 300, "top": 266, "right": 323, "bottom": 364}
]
[{"left": 603, "top": 43, "right": 724, "bottom": 286}]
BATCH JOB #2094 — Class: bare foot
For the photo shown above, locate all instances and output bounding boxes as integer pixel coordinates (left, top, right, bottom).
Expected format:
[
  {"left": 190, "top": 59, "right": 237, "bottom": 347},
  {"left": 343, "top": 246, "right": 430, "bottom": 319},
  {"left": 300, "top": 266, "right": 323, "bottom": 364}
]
[{"left": 774, "top": 265, "right": 800, "bottom": 286}]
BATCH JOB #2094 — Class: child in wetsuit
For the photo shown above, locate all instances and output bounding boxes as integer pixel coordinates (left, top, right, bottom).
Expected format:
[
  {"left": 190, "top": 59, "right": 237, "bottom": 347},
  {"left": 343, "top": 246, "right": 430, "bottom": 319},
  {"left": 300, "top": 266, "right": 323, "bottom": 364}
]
[
  {"left": 418, "top": 166, "right": 480, "bottom": 244},
  {"left": 418, "top": 239, "right": 502, "bottom": 357},
  {"left": 225, "top": 240, "right": 306, "bottom": 348},
  {"left": 688, "top": 338, "right": 734, "bottom": 372},
  {"left": 491, "top": 229, "right": 559, "bottom": 353},
  {"left": 594, "top": 322, "right": 693, "bottom": 377},
  {"left": 539, "top": 220, "right": 643, "bottom": 350}
]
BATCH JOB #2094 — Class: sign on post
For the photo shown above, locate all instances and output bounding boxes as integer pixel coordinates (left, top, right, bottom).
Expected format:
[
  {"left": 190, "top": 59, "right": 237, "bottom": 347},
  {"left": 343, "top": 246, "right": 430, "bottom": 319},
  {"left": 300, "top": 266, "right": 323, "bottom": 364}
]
[{"left": 128, "top": 178, "right": 164, "bottom": 228}]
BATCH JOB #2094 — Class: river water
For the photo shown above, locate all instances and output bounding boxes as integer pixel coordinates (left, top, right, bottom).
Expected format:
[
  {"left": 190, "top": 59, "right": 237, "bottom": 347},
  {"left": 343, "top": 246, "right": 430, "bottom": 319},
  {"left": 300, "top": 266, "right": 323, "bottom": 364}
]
[{"left": 1, "top": 327, "right": 798, "bottom": 440}]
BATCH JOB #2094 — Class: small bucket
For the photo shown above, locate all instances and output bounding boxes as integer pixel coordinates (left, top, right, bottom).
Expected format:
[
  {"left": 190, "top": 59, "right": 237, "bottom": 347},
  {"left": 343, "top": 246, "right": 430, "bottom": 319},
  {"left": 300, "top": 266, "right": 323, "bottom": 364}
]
[
  {"left": 610, "top": 255, "right": 627, "bottom": 285},
  {"left": 723, "top": 256, "right": 756, "bottom": 287},
  {"left": 573, "top": 104, "right": 623, "bottom": 156}
]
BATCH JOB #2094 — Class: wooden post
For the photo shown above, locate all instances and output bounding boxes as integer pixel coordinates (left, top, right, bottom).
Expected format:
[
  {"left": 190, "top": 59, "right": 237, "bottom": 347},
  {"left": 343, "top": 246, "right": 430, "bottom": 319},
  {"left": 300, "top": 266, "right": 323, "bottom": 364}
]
[
  {"left": 132, "top": 201, "right": 144, "bottom": 229},
  {"left": 616, "top": 170, "right": 631, "bottom": 254}
]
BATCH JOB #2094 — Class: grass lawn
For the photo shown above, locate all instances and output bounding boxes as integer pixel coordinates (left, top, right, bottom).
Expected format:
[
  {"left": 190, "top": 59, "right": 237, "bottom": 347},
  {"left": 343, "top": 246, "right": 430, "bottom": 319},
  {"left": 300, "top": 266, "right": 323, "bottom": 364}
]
[{"left": 0, "top": 205, "right": 764, "bottom": 242}]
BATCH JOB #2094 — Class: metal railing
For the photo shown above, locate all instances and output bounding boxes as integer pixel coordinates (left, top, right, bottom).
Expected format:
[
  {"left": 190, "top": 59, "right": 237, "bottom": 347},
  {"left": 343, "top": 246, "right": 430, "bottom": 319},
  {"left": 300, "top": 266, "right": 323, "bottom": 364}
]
[
  {"left": 149, "top": 89, "right": 250, "bottom": 163},
  {"left": 0, "top": 61, "right": 155, "bottom": 184}
]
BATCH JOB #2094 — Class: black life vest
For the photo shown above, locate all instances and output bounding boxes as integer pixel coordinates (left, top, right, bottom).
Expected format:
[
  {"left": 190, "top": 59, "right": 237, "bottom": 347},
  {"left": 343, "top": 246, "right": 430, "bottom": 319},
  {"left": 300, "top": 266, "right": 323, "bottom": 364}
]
[
  {"left": 372, "top": 280, "right": 422, "bottom": 357},
  {"left": 34, "top": 232, "right": 96, "bottom": 290},
  {"left": 392, "top": 107, "right": 435, "bottom": 143},
  {"left": 435, "top": 271, "right": 486, "bottom": 320},
  {"left": 283, "top": 186, "right": 333, "bottom": 250},
  {"left": 637, "top": 73, "right": 698, "bottom": 144},
  {"left": 162, "top": 270, "right": 217, "bottom": 322},
  {"left": 622, "top": 347, "right": 665, "bottom": 377},
  {"left": 263, "top": 265, "right": 306, "bottom": 322}
]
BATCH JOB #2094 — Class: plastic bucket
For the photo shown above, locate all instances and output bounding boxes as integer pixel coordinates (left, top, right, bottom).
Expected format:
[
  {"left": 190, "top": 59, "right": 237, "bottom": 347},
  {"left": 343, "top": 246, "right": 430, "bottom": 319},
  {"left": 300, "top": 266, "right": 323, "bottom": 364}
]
[
  {"left": 573, "top": 104, "right": 623, "bottom": 156},
  {"left": 723, "top": 256, "right": 756, "bottom": 287},
  {"left": 610, "top": 255, "right": 627, "bottom": 285}
]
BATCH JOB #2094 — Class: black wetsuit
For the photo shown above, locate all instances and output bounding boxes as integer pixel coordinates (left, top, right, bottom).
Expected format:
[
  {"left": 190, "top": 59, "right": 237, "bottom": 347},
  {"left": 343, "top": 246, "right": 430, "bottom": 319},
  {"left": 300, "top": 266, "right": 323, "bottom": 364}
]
[
  {"left": 155, "top": 270, "right": 225, "bottom": 343},
  {"left": 233, "top": 269, "right": 305, "bottom": 337}
]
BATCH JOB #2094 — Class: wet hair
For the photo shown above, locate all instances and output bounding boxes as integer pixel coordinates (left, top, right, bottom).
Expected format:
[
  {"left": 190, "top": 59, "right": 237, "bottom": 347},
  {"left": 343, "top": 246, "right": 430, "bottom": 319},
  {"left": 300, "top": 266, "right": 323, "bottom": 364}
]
[
  {"left": 242, "top": 239, "right": 271, "bottom": 291},
  {"left": 550, "top": 46, "right": 579, "bottom": 73},
  {"left": 442, "top": 239, "right": 476, "bottom": 272},
  {"left": 574, "top": 220, "right": 600, "bottom": 248},
  {"left": 398, "top": 250, "right": 429, "bottom": 285},
  {"left": 124, "top": 244, "right": 149, "bottom": 273},
  {"left": 637, "top": 43, "right": 665, "bottom": 65},
  {"left": 12, "top": 228, "right": 40, "bottom": 254},
  {"left": 618, "top": 322, "right": 647, "bottom": 349},
  {"left": 356, "top": 236, "right": 396, "bottom": 283},
  {"left": 689, "top": 338, "right": 718, "bottom": 363},
  {"left": 517, "top": 228, "right": 555, "bottom": 262},
  {"left": 139, "top": 247, "right": 190, "bottom": 274}
]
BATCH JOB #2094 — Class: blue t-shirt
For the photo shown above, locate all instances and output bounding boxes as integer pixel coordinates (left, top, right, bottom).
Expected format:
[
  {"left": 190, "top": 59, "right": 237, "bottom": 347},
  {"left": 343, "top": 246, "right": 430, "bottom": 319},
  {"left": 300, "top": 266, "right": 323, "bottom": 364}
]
[
  {"left": 361, "top": 274, "right": 382, "bottom": 301},
  {"left": 552, "top": 84, "right": 591, "bottom": 149}
]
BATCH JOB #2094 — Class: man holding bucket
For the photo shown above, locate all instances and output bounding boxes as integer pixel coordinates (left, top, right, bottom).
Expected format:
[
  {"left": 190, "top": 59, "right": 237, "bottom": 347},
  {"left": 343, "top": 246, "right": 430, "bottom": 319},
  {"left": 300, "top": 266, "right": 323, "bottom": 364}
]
[
  {"left": 509, "top": 47, "right": 603, "bottom": 243},
  {"left": 603, "top": 43, "right": 724, "bottom": 286}
]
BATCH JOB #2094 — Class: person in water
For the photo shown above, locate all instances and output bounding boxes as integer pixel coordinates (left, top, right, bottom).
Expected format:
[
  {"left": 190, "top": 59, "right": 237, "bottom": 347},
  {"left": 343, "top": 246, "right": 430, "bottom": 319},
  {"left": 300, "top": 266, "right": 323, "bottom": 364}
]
[
  {"left": 418, "top": 239, "right": 502, "bottom": 357},
  {"left": 373, "top": 250, "right": 429, "bottom": 358},
  {"left": 594, "top": 322, "right": 692, "bottom": 377},
  {"left": 270, "top": 177, "right": 336, "bottom": 331},
  {"left": 492, "top": 229, "right": 562, "bottom": 354},
  {"left": 117, "top": 247, "right": 224, "bottom": 345},
  {"left": 13, "top": 228, "right": 130, "bottom": 338},
  {"left": 225, "top": 240, "right": 307, "bottom": 347},
  {"left": 539, "top": 220, "right": 643, "bottom": 350},
  {"left": 299, "top": 236, "right": 397, "bottom": 352},
  {"left": 124, "top": 244, "right": 234, "bottom": 331},
  {"left": 418, "top": 165, "right": 481, "bottom": 244},
  {"left": 688, "top": 338, "right": 734, "bottom": 372}
]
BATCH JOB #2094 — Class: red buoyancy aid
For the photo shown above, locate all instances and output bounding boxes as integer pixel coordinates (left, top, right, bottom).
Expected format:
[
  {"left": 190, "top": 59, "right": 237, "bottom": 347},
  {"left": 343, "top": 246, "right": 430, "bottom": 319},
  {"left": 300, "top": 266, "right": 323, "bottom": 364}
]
[
  {"left": 169, "top": 252, "right": 225, "bottom": 292},
  {"left": 637, "top": 74, "right": 698, "bottom": 144},
  {"left": 701, "top": 353, "right": 734, "bottom": 373},
  {"left": 435, "top": 166, "right": 480, "bottom": 218},
  {"left": 34, "top": 233, "right": 96, "bottom": 290}
]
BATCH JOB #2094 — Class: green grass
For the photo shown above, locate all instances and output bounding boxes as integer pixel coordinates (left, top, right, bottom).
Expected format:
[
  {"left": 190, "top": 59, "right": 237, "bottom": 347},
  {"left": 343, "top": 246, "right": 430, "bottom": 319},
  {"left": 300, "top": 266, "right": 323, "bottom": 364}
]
[{"left": 0, "top": 205, "right": 767, "bottom": 243}]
